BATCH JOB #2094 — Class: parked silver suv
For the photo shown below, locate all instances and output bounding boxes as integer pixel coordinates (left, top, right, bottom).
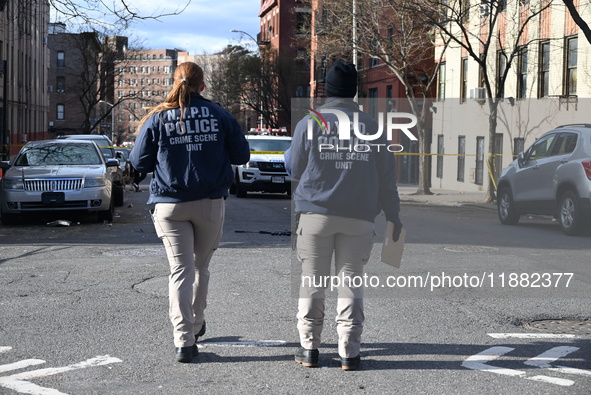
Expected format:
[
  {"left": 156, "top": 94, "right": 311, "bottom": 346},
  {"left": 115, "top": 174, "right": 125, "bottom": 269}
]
[{"left": 497, "top": 124, "right": 591, "bottom": 235}]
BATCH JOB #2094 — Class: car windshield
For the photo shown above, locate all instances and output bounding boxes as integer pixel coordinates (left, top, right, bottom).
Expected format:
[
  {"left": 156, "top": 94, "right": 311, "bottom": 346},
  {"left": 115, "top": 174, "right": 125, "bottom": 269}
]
[
  {"left": 14, "top": 143, "right": 102, "bottom": 166},
  {"left": 248, "top": 139, "right": 291, "bottom": 152}
]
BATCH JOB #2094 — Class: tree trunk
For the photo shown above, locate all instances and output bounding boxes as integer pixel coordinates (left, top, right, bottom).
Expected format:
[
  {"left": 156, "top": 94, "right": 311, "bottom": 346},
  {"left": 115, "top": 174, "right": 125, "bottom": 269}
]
[
  {"left": 484, "top": 101, "right": 499, "bottom": 203},
  {"left": 415, "top": 117, "right": 432, "bottom": 195}
]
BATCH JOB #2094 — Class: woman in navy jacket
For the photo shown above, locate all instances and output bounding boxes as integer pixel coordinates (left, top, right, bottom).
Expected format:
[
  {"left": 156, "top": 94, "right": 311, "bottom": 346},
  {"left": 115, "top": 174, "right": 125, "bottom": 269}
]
[{"left": 130, "top": 62, "right": 249, "bottom": 363}]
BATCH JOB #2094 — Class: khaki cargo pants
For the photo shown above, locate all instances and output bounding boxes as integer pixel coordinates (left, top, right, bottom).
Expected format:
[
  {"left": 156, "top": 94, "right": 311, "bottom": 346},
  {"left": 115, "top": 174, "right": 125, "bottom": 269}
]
[
  {"left": 296, "top": 213, "right": 374, "bottom": 358},
  {"left": 152, "top": 198, "right": 224, "bottom": 348}
]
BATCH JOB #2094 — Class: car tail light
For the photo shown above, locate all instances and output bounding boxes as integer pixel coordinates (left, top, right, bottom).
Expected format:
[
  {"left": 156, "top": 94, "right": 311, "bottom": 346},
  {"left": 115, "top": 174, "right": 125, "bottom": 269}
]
[{"left": 583, "top": 160, "right": 591, "bottom": 180}]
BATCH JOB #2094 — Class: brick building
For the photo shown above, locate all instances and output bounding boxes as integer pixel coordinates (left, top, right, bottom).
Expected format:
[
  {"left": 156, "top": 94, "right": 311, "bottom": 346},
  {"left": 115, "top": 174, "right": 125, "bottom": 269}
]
[
  {"left": 112, "top": 49, "right": 178, "bottom": 144},
  {"left": 259, "top": 0, "right": 311, "bottom": 130},
  {"left": 47, "top": 23, "right": 102, "bottom": 137}
]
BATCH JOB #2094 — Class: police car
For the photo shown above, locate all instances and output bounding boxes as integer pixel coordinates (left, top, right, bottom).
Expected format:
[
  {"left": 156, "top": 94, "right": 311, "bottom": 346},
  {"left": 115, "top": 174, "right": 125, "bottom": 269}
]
[{"left": 230, "top": 134, "right": 292, "bottom": 198}]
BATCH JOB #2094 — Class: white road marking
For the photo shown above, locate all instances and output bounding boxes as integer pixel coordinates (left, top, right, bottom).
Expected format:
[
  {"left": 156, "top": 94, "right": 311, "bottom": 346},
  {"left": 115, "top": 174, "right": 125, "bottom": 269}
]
[
  {"left": 0, "top": 347, "right": 12, "bottom": 354},
  {"left": 524, "top": 346, "right": 580, "bottom": 368},
  {"left": 0, "top": 359, "right": 45, "bottom": 374},
  {"left": 527, "top": 375, "right": 574, "bottom": 386},
  {"left": 198, "top": 340, "right": 287, "bottom": 348},
  {"left": 462, "top": 347, "right": 575, "bottom": 387},
  {"left": 488, "top": 333, "right": 578, "bottom": 339},
  {"left": 462, "top": 346, "right": 523, "bottom": 377},
  {"left": 0, "top": 355, "right": 122, "bottom": 395}
]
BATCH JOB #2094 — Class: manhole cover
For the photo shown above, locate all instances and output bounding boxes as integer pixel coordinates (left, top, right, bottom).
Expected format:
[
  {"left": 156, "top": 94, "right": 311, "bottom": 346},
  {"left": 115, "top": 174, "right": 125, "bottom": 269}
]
[
  {"left": 524, "top": 319, "right": 591, "bottom": 335},
  {"left": 103, "top": 247, "right": 166, "bottom": 256},
  {"left": 443, "top": 246, "right": 499, "bottom": 253}
]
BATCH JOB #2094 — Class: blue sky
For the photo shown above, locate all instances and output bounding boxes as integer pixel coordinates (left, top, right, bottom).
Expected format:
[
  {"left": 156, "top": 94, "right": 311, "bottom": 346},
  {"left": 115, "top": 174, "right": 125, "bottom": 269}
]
[{"left": 53, "top": 1, "right": 262, "bottom": 55}]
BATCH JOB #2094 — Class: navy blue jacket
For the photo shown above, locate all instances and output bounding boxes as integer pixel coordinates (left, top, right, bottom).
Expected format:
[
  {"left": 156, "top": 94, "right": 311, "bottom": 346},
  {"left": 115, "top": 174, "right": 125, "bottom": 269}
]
[
  {"left": 130, "top": 94, "right": 250, "bottom": 204},
  {"left": 285, "top": 98, "right": 401, "bottom": 224}
]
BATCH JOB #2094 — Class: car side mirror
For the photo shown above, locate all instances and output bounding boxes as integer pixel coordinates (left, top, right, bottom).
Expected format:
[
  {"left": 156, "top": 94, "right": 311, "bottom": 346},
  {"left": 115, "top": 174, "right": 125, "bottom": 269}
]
[
  {"left": 106, "top": 158, "right": 119, "bottom": 167},
  {"left": 517, "top": 152, "right": 525, "bottom": 168},
  {"left": 0, "top": 161, "right": 11, "bottom": 170}
]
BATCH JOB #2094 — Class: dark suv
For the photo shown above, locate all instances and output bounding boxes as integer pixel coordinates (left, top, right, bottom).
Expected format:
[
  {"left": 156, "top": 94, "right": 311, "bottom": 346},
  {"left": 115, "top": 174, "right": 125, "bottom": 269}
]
[
  {"left": 497, "top": 124, "right": 591, "bottom": 235},
  {"left": 57, "top": 134, "right": 124, "bottom": 206}
]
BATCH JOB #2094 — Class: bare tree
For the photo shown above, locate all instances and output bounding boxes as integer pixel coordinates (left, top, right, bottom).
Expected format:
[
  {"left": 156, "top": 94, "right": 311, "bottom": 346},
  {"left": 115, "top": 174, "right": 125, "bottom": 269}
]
[
  {"left": 50, "top": 0, "right": 190, "bottom": 28},
  {"left": 409, "top": 0, "right": 552, "bottom": 202},
  {"left": 563, "top": 0, "right": 591, "bottom": 45},
  {"left": 300, "top": 0, "right": 446, "bottom": 195}
]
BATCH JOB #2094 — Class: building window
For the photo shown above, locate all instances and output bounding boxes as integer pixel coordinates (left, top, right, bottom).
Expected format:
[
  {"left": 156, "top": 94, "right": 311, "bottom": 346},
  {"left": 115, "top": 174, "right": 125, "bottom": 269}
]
[
  {"left": 368, "top": 88, "right": 378, "bottom": 118},
  {"left": 517, "top": 46, "right": 527, "bottom": 99},
  {"left": 438, "top": 62, "right": 446, "bottom": 101},
  {"left": 496, "top": 51, "right": 507, "bottom": 98},
  {"left": 461, "top": 0, "right": 470, "bottom": 23},
  {"left": 164, "top": 66, "right": 171, "bottom": 74},
  {"left": 538, "top": 41, "right": 550, "bottom": 98},
  {"left": 460, "top": 58, "right": 468, "bottom": 103},
  {"left": 57, "top": 51, "right": 65, "bottom": 67},
  {"left": 475, "top": 137, "right": 485, "bottom": 185},
  {"left": 457, "top": 136, "right": 465, "bottom": 182},
  {"left": 56, "top": 76, "right": 65, "bottom": 93},
  {"left": 437, "top": 135, "right": 444, "bottom": 178},
  {"left": 565, "top": 36, "right": 577, "bottom": 95},
  {"left": 56, "top": 104, "right": 65, "bottom": 120}
]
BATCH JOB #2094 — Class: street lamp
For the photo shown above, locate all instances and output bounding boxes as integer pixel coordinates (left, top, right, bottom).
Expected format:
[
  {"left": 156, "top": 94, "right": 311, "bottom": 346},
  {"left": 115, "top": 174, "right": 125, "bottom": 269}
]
[
  {"left": 231, "top": 29, "right": 265, "bottom": 130},
  {"left": 98, "top": 100, "right": 115, "bottom": 142}
]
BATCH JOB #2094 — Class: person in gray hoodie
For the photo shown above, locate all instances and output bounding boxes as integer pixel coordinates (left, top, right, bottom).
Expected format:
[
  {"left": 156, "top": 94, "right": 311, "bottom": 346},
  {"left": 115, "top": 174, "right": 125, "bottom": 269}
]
[
  {"left": 285, "top": 60, "right": 403, "bottom": 371},
  {"left": 130, "top": 62, "right": 250, "bottom": 363}
]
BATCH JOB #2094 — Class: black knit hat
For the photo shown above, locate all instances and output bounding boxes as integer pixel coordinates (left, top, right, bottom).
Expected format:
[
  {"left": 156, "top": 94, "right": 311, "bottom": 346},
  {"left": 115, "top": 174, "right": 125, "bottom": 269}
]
[{"left": 325, "top": 61, "right": 357, "bottom": 98}]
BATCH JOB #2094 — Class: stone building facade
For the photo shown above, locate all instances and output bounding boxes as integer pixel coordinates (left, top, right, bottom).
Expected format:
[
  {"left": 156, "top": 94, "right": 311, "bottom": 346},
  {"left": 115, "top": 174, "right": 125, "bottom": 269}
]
[{"left": 0, "top": 1, "right": 50, "bottom": 158}]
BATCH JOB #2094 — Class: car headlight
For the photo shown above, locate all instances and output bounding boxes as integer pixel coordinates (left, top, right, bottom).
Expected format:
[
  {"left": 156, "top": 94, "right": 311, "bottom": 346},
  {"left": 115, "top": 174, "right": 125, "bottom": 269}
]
[
  {"left": 2, "top": 179, "right": 24, "bottom": 190},
  {"left": 84, "top": 177, "right": 108, "bottom": 188},
  {"left": 246, "top": 161, "right": 259, "bottom": 169}
]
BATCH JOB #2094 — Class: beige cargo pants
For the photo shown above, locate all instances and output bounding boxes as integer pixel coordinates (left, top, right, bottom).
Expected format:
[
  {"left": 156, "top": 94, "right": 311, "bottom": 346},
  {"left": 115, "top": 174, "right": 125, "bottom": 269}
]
[
  {"left": 152, "top": 198, "right": 224, "bottom": 348},
  {"left": 296, "top": 213, "right": 374, "bottom": 358}
]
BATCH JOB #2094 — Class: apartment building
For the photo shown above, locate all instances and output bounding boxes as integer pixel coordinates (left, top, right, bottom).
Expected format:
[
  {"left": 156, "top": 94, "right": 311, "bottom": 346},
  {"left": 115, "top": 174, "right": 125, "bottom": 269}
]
[
  {"left": 47, "top": 23, "right": 102, "bottom": 137},
  {"left": 433, "top": 0, "right": 591, "bottom": 192},
  {"left": 178, "top": 49, "right": 259, "bottom": 132},
  {"left": 0, "top": 1, "right": 50, "bottom": 158},
  {"left": 112, "top": 49, "right": 178, "bottom": 144},
  {"left": 259, "top": 0, "right": 311, "bottom": 130}
]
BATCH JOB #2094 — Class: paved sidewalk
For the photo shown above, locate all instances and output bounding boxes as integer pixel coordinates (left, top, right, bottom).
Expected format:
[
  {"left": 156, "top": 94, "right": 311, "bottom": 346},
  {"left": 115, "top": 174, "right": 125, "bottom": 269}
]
[{"left": 398, "top": 184, "right": 497, "bottom": 209}]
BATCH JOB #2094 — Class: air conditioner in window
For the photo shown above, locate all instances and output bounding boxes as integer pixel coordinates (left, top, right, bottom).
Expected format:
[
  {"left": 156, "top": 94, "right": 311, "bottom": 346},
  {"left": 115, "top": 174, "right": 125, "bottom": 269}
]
[
  {"left": 470, "top": 87, "right": 486, "bottom": 103},
  {"left": 479, "top": 4, "right": 490, "bottom": 17}
]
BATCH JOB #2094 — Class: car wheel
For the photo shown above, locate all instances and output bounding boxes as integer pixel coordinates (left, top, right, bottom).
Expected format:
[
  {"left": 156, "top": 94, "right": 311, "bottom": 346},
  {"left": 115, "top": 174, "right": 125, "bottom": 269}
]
[
  {"left": 235, "top": 181, "right": 247, "bottom": 198},
  {"left": 97, "top": 200, "right": 114, "bottom": 223},
  {"left": 497, "top": 187, "right": 520, "bottom": 225},
  {"left": 113, "top": 182, "right": 124, "bottom": 207},
  {"left": 1, "top": 210, "right": 19, "bottom": 225},
  {"left": 558, "top": 190, "right": 585, "bottom": 236}
]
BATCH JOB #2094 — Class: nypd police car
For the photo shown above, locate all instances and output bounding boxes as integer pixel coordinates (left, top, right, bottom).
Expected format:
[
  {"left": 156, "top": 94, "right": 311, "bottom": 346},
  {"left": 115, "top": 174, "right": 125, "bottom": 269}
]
[{"left": 230, "top": 135, "right": 292, "bottom": 198}]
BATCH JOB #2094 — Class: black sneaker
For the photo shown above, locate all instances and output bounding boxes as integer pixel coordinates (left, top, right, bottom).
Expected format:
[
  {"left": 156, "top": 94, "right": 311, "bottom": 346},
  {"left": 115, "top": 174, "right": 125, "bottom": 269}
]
[
  {"left": 176, "top": 344, "right": 198, "bottom": 363},
  {"left": 341, "top": 355, "right": 360, "bottom": 371},
  {"left": 132, "top": 183, "right": 140, "bottom": 192},
  {"left": 295, "top": 347, "right": 319, "bottom": 367},
  {"left": 195, "top": 321, "right": 206, "bottom": 342}
]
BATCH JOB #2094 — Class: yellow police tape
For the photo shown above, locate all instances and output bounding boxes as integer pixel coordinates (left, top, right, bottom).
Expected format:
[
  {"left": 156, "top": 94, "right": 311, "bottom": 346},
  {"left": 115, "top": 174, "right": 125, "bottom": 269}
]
[{"left": 2, "top": 145, "right": 507, "bottom": 190}]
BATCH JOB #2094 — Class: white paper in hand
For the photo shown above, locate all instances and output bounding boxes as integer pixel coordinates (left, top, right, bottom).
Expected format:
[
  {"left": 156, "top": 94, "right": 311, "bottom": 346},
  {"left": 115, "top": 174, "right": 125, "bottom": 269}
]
[{"left": 381, "top": 222, "right": 406, "bottom": 268}]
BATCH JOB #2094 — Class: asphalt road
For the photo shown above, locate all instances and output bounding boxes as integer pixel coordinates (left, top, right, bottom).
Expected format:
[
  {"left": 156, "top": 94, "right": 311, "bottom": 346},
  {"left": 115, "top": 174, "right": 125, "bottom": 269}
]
[{"left": 0, "top": 184, "right": 589, "bottom": 394}]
